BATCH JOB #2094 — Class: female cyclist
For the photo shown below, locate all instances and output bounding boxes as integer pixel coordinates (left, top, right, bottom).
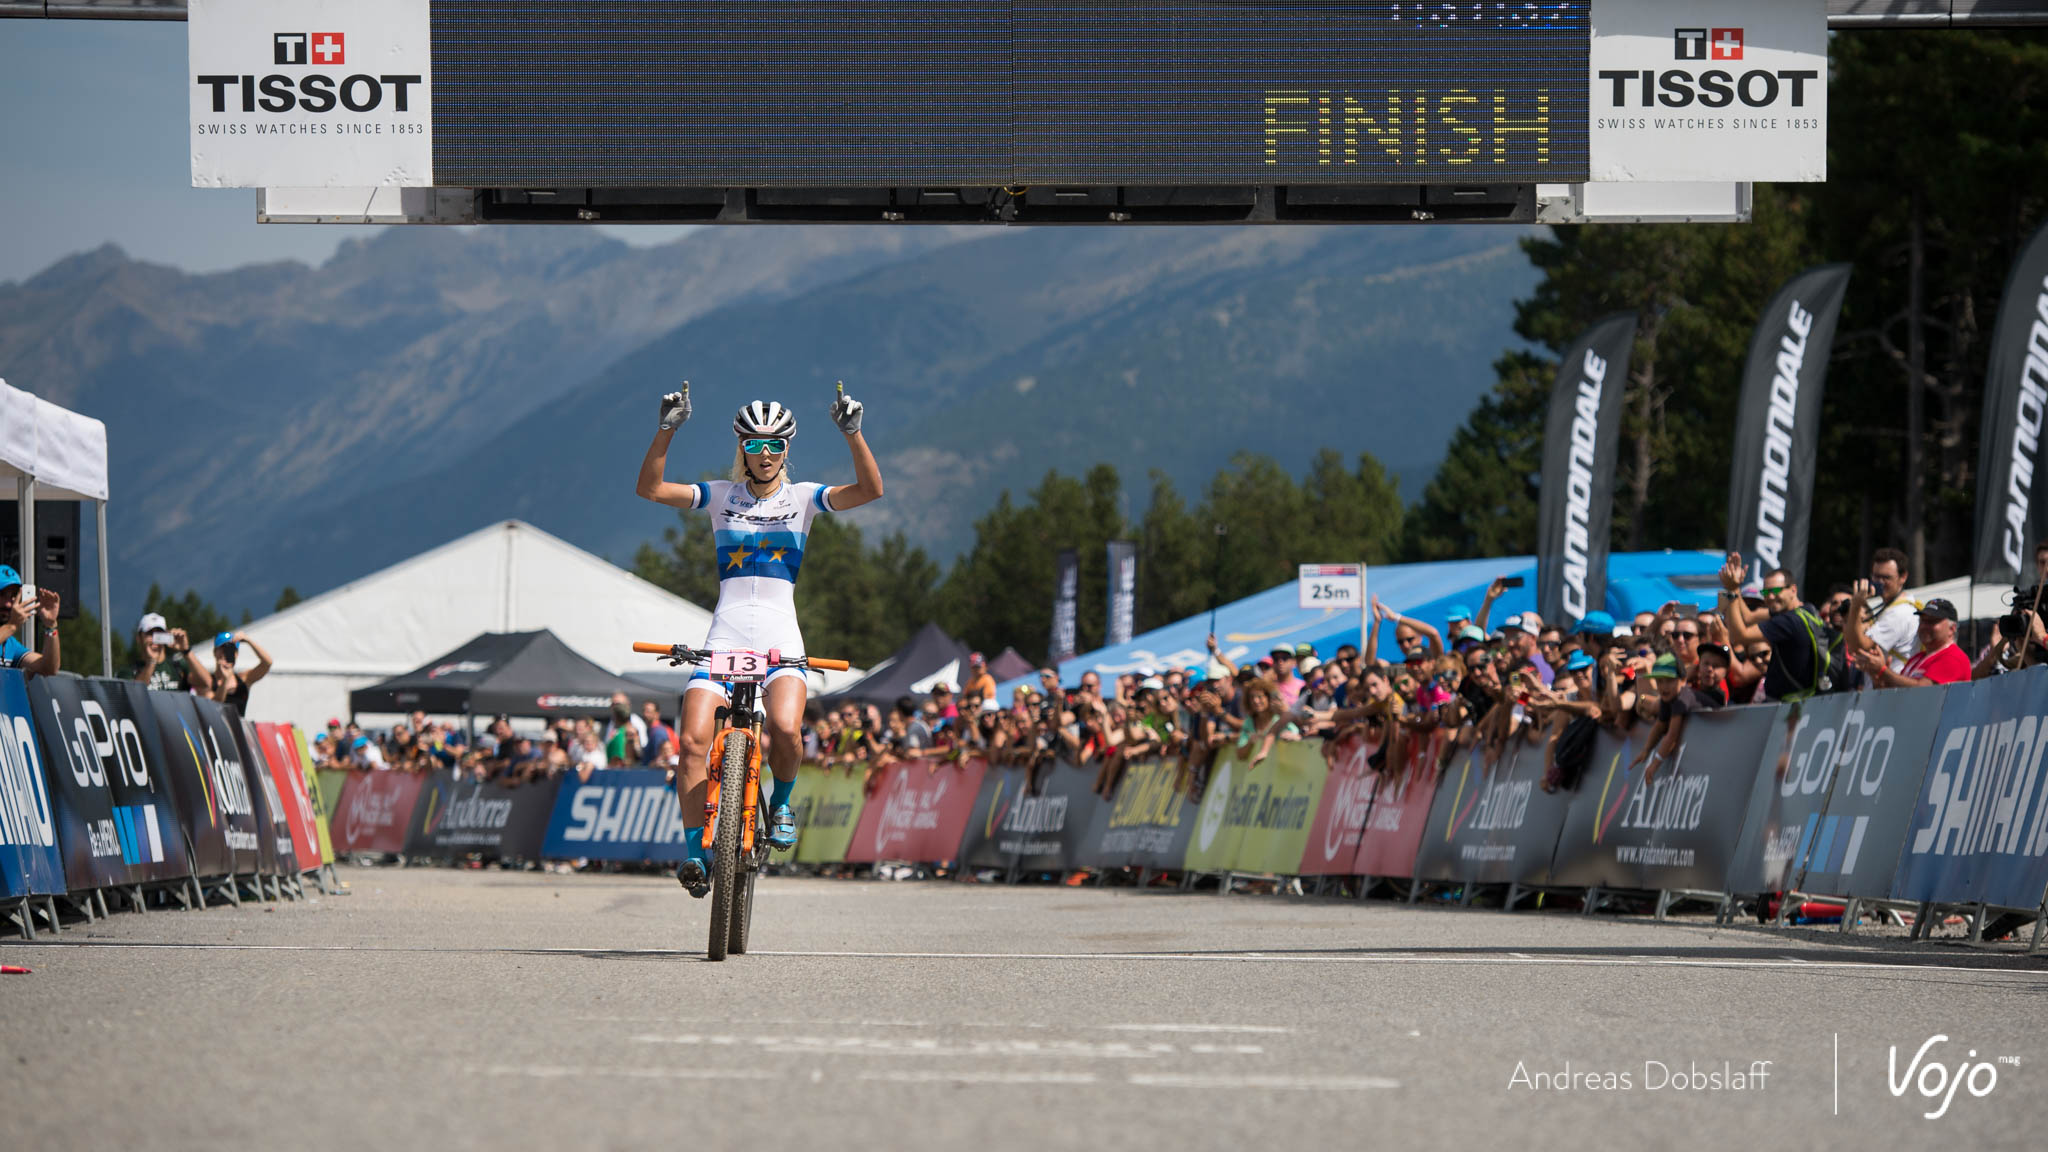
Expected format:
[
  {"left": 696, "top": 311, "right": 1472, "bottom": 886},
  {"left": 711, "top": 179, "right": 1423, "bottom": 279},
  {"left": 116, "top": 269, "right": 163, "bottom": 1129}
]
[{"left": 635, "top": 383, "right": 883, "bottom": 896}]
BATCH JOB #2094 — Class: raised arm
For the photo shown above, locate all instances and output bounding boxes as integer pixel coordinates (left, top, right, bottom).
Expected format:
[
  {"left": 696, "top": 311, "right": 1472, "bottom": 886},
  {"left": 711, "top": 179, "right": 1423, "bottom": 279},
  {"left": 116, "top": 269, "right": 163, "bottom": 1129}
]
[
  {"left": 825, "top": 384, "right": 884, "bottom": 511},
  {"left": 239, "top": 634, "right": 275, "bottom": 687},
  {"left": 1717, "top": 553, "right": 1766, "bottom": 647},
  {"left": 1475, "top": 576, "right": 1508, "bottom": 633},
  {"left": 635, "top": 388, "right": 702, "bottom": 509}
]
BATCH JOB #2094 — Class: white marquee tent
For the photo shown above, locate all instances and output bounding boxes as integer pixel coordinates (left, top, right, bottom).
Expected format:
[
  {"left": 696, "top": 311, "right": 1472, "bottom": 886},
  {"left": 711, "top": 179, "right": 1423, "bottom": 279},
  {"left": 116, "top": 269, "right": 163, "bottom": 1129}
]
[
  {"left": 0, "top": 379, "right": 113, "bottom": 672},
  {"left": 223, "top": 519, "right": 861, "bottom": 730}
]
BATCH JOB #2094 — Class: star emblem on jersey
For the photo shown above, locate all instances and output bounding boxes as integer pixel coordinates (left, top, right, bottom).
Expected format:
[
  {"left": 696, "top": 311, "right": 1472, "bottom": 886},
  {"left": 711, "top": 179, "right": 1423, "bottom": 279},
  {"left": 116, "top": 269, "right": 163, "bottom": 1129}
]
[
  {"left": 767, "top": 547, "right": 787, "bottom": 563},
  {"left": 725, "top": 546, "right": 755, "bottom": 570}
]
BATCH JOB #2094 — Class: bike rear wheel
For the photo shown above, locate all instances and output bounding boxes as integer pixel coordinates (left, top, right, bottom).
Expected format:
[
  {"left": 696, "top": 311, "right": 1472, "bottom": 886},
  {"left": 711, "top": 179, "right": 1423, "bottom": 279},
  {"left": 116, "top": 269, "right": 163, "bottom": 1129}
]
[
  {"left": 706, "top": 731, "right": 748, "bottom": 961},
  {"left": 727, "top": 847, "right": 758, "bottom": 955}
]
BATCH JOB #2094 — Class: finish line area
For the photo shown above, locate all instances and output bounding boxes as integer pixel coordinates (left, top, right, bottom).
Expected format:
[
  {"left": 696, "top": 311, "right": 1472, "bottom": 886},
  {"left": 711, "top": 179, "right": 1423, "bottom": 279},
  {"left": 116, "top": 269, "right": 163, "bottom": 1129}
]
[{"left": 3, "top": 869, "right": 2040, "bottom": 1150}]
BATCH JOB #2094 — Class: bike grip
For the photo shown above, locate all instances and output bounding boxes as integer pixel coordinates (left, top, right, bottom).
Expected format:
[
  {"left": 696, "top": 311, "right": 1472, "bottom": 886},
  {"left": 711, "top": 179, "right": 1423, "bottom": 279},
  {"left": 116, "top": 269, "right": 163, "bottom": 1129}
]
[
  {"left": 807, "top": 657, "right": 851, "bottom": 671},
  {"left": 632, "top": 642, "right": 675, "bottom": 654}
]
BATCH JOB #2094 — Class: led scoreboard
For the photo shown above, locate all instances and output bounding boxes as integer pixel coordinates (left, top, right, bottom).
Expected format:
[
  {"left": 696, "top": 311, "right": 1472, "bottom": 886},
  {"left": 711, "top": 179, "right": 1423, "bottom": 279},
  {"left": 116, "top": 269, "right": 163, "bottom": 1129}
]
[{"left": 430, "top": 1, "right": 1589, "bottom": 188}]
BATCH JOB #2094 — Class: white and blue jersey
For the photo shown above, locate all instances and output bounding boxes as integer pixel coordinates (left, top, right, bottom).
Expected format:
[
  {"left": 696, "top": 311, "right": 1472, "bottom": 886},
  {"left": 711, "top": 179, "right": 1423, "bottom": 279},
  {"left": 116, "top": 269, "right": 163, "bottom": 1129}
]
[{"left": 684, "top": 478, "right": 835, "bottom": 688}]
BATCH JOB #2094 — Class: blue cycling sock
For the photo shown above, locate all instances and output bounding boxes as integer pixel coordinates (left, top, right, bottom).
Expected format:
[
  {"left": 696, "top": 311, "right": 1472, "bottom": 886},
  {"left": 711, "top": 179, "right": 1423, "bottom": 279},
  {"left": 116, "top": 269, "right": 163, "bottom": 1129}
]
[
  {"left": 770, "top": 775, "right": 795, "bottom": 811},
  {"left": 685, "top": 835, "right": 710, "bottom": 865}
]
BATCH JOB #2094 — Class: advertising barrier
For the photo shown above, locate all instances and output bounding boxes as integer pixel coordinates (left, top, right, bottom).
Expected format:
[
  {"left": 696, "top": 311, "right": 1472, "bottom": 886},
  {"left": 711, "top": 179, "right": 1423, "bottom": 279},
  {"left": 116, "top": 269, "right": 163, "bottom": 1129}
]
[
  {"left": 843, "top": 758, "right": 987, "bottom": 865},
  {"left": 0, "top": 669, "right": 65, "bottom": 899},
  {"left": 1298, "top": 736, "right": 1376, "bottom": 876},
  {"left": 1350, "top": 730, "right": 1448, "bottom": 879},
  {"left": 1090, "top": 757, "right": 1198, "bottom": 871},
  {"left": 329, "top": 770, "right": 427, "bottom": 856},
  {"left": 233, "top": 714, "right": 299, "bottom": 877},
  {"left": 1891, "top": 669, "right": 2048, "bottom": 910},
  {"left": 540, "top": 769, "right": 691, "bottom": 863},
  {"left": 27, "top": 676, "right": 191, "bottom": 890},
  {"left": 1728, "top": 691, "right": 1942, "bottom": 900},
  {"left": 1004, "top": 760, "right": 1105, "bottom": 874},
  {"left": 1550, "top": 709, "right": 1773, "bottom": 892},
  {"left": 790, "top": 763, "right": 869, "bottom": 866},
  {"left": 404, "top": 770, "right": 560, "bottom": 860},
  {"left": 292, "top": 728, "right": 336, "bottom": 865},
  {"left": 253, "top": 722, "right": 326, "bottom": 872},
  {"left": 148, "top": 690, "right": 261, "bottom": 877},
  {"left": 1414, "top": 739, "right": 1573, "bottom": 887},
  {"left": 316, "top": 768, "right": 353, "bottom": 855}
]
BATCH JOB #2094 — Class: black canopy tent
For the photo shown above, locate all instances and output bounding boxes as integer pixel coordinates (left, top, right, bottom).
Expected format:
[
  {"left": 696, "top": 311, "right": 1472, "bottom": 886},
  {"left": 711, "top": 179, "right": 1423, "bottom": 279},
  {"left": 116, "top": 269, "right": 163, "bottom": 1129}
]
[
  {"left": 349, "top": 630, "right": 667, "bottom": 719},
  {"left": 818, "top": 622, "right": 972, "bottom": 707}
]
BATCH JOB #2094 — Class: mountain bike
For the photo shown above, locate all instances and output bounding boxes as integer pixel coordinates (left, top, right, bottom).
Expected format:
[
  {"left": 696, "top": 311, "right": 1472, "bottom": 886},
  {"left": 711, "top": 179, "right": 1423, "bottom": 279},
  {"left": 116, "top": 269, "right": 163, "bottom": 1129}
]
[{"left": 633, "top": 642, "right": 848, "bottom": 961}]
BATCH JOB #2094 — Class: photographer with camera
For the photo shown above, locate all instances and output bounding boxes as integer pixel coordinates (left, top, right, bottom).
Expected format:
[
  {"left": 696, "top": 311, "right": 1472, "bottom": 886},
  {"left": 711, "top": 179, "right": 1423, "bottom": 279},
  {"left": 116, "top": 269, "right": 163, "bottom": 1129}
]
[
  {"left": 130, "top": 611, "right": 212, "bottom": 695},
  {"left": 1844, "top": 548, "right": 1920, "bottom": 674},
  {"left": 0, "top": 566, "right": 60, "bottom": 679}
]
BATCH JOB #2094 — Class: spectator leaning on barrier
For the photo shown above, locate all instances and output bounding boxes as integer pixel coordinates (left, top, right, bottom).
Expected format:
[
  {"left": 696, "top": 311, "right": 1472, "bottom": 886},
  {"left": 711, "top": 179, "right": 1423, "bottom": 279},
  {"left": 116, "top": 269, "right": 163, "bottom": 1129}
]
[
  {"left": 1860, "top": 598, "right": 1970, "bottom": 687},
  {"left": 1851, "top": 547, "right": 1920, "bottom": 673},
  {"left": 131, "top": 612, "right": 213, "bottom": 695},
  {"left": 1628, "top": 653, "right": 1709, "bottom": 781},
  {"left": 1718, "top": 554, "right": 1826, "bottom": 701},
  {"left": 0, "top": 566, "right": 60, "bottom": 678},
  {"left": 1499, "top": 611, "right": 1552, "bottom": 686},
  {"left": 208, "top": 631, "right": 273, "bottom": 712},
  {"left": 962, "top": 652, "right": 997, "bottom": 712}
]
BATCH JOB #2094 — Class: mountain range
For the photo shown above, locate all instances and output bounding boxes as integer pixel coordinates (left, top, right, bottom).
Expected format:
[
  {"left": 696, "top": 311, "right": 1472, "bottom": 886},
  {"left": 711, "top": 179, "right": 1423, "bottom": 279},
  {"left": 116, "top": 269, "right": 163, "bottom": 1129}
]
[{"left": 0, "top": 223, "right": 1538, "bottom": 621}]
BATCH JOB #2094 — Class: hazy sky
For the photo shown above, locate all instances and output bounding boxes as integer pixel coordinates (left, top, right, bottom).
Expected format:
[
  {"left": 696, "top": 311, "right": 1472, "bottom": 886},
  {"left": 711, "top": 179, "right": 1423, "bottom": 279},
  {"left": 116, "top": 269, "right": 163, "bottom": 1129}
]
[{"left": 0, "top": 19, "right": 690, "bottom": 285}]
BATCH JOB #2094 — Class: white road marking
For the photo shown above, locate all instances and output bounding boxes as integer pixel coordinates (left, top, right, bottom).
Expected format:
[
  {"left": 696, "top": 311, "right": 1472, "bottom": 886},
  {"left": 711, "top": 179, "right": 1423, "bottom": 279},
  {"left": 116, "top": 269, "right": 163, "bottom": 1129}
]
[
  {"left": 480, "top": 1064, "right": 775, "bottom": 1082},
  {"left": 1129, "top": 1073, "right": 1399, "bottom": 1091},
  {"left": 1101, "top": 1023, "right": 1293, "bottom": 1034},
  {"left": 859, "top": 1071, "right": 1103, "bottom": 1086},
  {"left": 630, "top": 1033, "right": 1252, "bottom": 1060}
]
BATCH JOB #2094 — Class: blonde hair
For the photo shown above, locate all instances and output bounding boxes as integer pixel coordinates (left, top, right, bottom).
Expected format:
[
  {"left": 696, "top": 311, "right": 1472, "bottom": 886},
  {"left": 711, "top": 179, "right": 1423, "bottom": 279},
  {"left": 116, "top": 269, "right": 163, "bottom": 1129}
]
[{"left": 730, "top": 445, "right": 793, "bottom": 484}]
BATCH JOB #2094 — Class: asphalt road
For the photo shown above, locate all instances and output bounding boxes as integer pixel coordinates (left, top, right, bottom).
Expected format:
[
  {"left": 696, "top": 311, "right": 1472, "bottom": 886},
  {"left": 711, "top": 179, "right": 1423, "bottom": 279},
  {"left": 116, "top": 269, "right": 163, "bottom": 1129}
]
[{"left": 2, "top": 867, "right": 2043, "bottom": 1151}]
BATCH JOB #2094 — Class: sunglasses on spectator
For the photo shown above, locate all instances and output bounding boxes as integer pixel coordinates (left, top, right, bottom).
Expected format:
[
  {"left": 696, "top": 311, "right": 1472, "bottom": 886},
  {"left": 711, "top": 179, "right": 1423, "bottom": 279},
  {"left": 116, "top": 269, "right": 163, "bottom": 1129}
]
[
  {"left": 1675, "top": 629, "right": 1699, "bottom": 640},
  {"left": 1538, "top": 639, "right": 1562, "bottom": 650},
  {"left": 1762, "top": 584, "right": 1788, "bottom": 596},
  {"left": 741, "top": 438, "right": 788, "bottom": 455}
]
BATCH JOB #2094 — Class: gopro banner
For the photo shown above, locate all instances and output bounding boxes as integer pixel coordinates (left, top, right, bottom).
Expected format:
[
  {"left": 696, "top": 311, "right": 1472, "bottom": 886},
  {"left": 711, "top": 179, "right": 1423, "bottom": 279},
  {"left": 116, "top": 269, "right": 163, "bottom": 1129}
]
[
  {"left": 1049, "top": 549, "right": 1080, "bottom": 665},
  {"left": 1971, "top": 218, "right": 2048, "bottom": 587},
  {"left": 0, "top": 670, "right": 65, "bottom": 899},
  {"left": 149, "top": 691, "right": 263, "bottom": 876},
  {"left": 1414, "top": 739, "right": 1575, "bottom": 888},
  {"left": 1724, "top": 264, "right": 1852, "bottom": 591},
  {"left": 1106, "top": 541, "right": 1138, "bottom": 647},
  {"left": 540, "top": 769, "right": 692, "bottom": 863},
  {"left": 1727, "top": 691, "right": 1943, "bottom": 900},
  {"left": 404, "top": 770, "right": 560, "bottom": 861},
  {"left": 843, "top": 758, "right": 988, "bottom": 865},
  {"left": 188, "top": 0, "right": 433, "bottom": 188},
  {"left": 28, "top": 677, "right": 193, "bottom": 890},
  {"left": 1891, "top": 669, "right": 2048, "bottom": 910},
  {"left": 1536, "top": 313, "right": 1636, "bottom": 627},
  {"left": 1589, "top": 0, "right": 1827, "bottom": 182}
]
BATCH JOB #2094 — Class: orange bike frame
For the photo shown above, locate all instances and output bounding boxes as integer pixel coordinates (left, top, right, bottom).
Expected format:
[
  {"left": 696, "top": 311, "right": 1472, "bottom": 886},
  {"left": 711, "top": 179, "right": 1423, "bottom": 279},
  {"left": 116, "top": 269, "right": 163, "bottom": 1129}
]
[{"left": 701, "top": 724, "right": 763, "bottom": 854}]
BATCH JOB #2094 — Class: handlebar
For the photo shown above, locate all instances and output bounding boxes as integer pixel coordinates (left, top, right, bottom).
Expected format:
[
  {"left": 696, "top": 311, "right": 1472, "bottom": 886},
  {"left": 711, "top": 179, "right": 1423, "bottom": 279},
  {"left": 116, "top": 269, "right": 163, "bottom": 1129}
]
[{"left": 632, "top": 642, "right": 849, "bottom": 672}]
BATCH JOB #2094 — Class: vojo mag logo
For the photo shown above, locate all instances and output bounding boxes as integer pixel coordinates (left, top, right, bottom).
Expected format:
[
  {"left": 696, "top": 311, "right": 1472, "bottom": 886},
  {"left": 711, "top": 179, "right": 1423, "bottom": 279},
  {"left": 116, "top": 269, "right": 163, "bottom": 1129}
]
[
  {"left": 1889, "top": 1036, "right": 2014, "bottom": 1120},
  {"left": 195, "top": 27, "right": 422, "bottom": 115}
]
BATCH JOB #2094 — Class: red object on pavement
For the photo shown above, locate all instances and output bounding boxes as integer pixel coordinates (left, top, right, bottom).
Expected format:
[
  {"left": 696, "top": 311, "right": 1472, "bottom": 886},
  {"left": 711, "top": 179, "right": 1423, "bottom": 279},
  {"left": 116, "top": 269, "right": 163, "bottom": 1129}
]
[{"left": 1, "top": 965, "right": 32, "bottom": 974}]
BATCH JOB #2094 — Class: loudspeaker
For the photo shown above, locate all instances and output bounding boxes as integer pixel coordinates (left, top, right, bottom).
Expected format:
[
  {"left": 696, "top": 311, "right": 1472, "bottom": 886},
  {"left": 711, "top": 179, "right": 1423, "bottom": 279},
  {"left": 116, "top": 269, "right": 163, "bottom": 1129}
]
[{"left": 0, "top": 500, "right": 82, "bottom": 619}]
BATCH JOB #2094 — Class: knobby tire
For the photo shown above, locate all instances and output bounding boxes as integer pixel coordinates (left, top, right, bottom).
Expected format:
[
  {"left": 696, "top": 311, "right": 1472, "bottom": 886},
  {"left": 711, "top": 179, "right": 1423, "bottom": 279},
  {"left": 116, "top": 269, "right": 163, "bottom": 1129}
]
[{"left": 706, "top": 731, "right": 748, "bottom": 961}]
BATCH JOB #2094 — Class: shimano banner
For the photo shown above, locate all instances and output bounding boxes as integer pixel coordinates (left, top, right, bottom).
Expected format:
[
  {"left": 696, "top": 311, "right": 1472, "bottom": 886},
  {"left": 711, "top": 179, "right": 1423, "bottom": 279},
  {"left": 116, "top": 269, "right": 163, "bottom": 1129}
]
[
  {"left": 1535, "top": 313, "right": 1636, "bottom": 626},
  {"left": 28, "top": 677, "right": 192, "bottom": 890},
  {"left": 1725, "top": 264, "right": 1852, "bottom": 590},
  {"left": 1049, "top": 548, "right": 1080, "bottom": 665},
  {"left": 1971, "top": 218, "right": 2048, "bottom": 587},
  {"left": 1414, "top": 740, "right": 1573, "bottom": 887},
  {"left": 843, "top": 758, "right": 988, "bottom": 865},
  {"left": 1891, "top": 669, "right": 2048, "bottom": 910},
  {"left": 540, "top": 768, "right": 691, "bottom": 863},
  {"left": 0, "top": 670, "right": 65, "bottom": 899},
  {"left": 404, "top": 770, "right": 560, "bottom": 861},
  {"left": 1106, "top": 540, "right": 1138, "bottom": 647},
  {"left": 1727, "top": 691, "right": 1943, "bottom": 900}
]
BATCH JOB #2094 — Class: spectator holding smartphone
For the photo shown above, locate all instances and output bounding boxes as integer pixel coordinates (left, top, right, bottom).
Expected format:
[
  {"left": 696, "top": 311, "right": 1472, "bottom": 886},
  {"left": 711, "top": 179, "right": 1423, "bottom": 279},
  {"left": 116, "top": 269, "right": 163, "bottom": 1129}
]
[
  {"left": 130, "top": 612, "right": 212, "bottom": 695},
  {"left": 0, "top": 566, "right": 59, "bottom": 679}
]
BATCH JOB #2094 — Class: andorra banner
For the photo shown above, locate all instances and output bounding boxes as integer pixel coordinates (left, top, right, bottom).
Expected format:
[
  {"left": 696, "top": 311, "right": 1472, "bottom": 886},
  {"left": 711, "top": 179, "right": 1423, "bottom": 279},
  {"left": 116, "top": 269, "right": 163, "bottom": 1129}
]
[
  {"left": 149, "top": 690, "right": 262, "bottom": 876},
  {"left": 954, "top": 762, "right": 1100, "bottom": 874},
  {"left": 1891, "top": 668, "right": 2048, "bottom": 910},
  {"left": 233, "top": 714, "right": 299, "bottom": 877},
  {"left": 0, "top": 669, "right": 65, "bottom": 899},
  {"left": 789, "top": 763, "right": 869, "bottom": 866},
  {"left": 1726, "top": 691, "right": 1943, "bottom": 900},
  {"left": 329, "top": 770, "right": 427, "bottom": 856},
  {"left": 404, "top": 769, "right": 560, "bottom": 860},
  {"left": 843, "top": 758, "right": 987, "bottom": 865},
  {"left": 1414, "top": 738, "right": 1573, "bottom": 888}
]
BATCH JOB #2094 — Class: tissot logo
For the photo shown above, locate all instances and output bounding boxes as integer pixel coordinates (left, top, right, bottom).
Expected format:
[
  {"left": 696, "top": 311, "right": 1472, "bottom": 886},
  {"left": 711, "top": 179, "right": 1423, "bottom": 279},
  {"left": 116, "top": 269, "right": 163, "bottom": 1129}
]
[
  {"left": 1711, "top": 28, "right": 1744, "bottom": 61},
  {"left": 1673, "top": 28, "right": 1706, "bottom": 61},
  {"left": 274, "top": 31, "right": 343, "bottom": 66},
  {"left": 313, "top": 32, "right": 345, "bottom": 65},
  {"left": 274, "top": 33, "right": 306, "bottom": 66}
]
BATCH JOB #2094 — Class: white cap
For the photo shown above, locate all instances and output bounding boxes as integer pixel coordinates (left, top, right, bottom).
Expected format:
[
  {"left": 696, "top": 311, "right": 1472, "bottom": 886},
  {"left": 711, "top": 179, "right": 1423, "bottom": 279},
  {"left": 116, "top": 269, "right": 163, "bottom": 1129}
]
[
  {"left": 1139, "top": 676, "right": 1166, "bottom": 691},
  {"left": 1611, "top": 624, "right": 1633, "bottom": 639},
  {"left": 137, "top": 612, "right": 168, "bottom": 634},
  {"left": 1503, "top": 611, "right": 1543, "bottom": 634},
  {"left": 979, "top": 698, "right": 1000, "bottom": 713}
]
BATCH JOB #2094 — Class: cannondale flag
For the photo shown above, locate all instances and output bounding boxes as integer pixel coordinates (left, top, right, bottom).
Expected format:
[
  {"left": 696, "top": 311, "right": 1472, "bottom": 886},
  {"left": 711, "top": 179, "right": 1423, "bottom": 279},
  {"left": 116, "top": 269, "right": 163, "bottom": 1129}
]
[
  {"left": 1106, "top": 540, "right": 1137, "bottom": 647},
  {"left": 1049, "top": 548, "right": 1080, "bottom": 664},
  {"left": 1536, "top": 312, "right": 1636, "bottom": 626},
  {"left": 1725, "top": 263, "right": 1852, "bottom": 590},
  {"left": 1973, "top": 218, "right": 2048, "bottom": 587}
]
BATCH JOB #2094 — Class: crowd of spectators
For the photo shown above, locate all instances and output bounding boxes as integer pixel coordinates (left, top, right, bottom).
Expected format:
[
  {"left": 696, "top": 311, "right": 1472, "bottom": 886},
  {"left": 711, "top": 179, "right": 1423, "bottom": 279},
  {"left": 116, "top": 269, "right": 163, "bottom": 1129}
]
[{"left": 307, "top": 692, "right": 680, "bottom": 785}]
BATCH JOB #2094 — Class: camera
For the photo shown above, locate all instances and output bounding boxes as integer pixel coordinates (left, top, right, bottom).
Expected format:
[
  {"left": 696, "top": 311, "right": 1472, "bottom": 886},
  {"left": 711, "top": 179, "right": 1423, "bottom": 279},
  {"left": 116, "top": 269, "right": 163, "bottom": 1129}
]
[{"left": 2001, "top": 586, "right": 2044, "bottom": 640}]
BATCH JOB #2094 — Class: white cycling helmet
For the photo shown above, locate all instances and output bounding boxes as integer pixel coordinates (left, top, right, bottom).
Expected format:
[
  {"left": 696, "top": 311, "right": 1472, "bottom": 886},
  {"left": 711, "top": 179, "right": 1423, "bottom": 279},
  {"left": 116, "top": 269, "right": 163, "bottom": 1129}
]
[{"left": 733, "top": 400, "right": 796, "bottom": 439}]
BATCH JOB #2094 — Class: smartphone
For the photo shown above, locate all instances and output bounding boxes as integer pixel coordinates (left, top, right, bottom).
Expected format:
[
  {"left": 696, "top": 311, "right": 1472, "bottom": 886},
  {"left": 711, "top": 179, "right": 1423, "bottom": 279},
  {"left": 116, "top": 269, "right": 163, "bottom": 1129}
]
[{"left": 1500, "top": 576, "right": 1525, "bottom": 588}]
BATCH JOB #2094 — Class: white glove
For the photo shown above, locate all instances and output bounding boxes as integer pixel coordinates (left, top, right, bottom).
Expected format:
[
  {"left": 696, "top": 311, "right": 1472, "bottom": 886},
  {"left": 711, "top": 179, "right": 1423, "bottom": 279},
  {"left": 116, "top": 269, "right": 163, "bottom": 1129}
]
[
  {"left": 658, "top": 385, "right": 690, "bottom": 431},
  {"left": 830, "top": 390, "right": 864, "bottom": 435}
]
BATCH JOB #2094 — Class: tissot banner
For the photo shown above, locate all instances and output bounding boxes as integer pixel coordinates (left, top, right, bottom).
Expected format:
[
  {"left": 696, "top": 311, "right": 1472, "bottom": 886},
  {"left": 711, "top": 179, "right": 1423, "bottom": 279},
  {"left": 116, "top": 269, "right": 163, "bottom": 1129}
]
[
  {"left": 189, "top": 0, "right": 434, "bottom": 187},
  {"left": 1971, "top": 218, "right": 2048, "bottom": 587},
  {"left": 539, "top": 769, "right": 690, "bottom": 863},
  {"left": 842, "top": 758, "right": 987, "bottom": 864},
  {"left": 1550, "top": 708, "right": 1772, "bottom": 891},
  {"left": 1589, "top": 0, "right": 1827, "bottom": 182},
  {"left": 1049, "top": 549, "right": 1080, "bottom": 665},
  {"left": 329, "top": 769, "right": 426, "bottom": 856},
  {"left": 1414, "top": 740, "right": 1574, "bottom": 887},
  {"left": 1535, "top": 313, "right": 1636, "bottom": 627},
  {"left": 0, "top": 670, "right": 66, "bottom": 899},
  {"left": 149, "top": 690, "right": 262, "bottom": 876},
  {"left": 1106, "top": 541, "right": 1138, "bottom": 647},
  {"left": 1891, "top": 669, "right": 2048, "bottom": 910},
  {"left": 1726, "top": 691, "right": 1942, "bottom": 900},
  {"left": 27, "top": 676, "right": 192, "bottom": 890},
  {"left": 1724, "top": 264, "right": 1852, "bottom": 591},
  {"left": 403, "top": 770, "right": 560, "bottom": 861}
]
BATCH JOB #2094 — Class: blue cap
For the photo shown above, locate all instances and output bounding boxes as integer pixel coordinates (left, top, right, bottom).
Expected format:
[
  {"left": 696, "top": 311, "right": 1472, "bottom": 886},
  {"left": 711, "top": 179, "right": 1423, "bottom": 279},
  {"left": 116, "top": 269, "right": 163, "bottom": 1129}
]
[
  {"left": 0, "top": 565, "right": 19, "bottom": 589},
  {"left": 1573, "top": 611, "right": 1615, "bottom": 635},
  {"left": 213, "top": 631, "right": 237, "bottom": 649},
  {"left": 1445, "top": 603, "right": 1475, "bottom": 623},
  {"left": 1563, "top": 650, "right": 1597, "bottom": 673}
]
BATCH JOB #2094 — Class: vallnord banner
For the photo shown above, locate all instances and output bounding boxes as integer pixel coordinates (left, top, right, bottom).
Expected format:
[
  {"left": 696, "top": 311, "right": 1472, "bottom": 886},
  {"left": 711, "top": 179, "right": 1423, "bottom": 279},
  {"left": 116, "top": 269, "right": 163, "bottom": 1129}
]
[{"left": 1535, "top": 312, "right": 1637, "bottom": 626}]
